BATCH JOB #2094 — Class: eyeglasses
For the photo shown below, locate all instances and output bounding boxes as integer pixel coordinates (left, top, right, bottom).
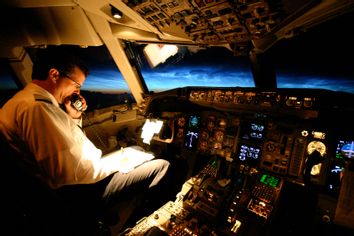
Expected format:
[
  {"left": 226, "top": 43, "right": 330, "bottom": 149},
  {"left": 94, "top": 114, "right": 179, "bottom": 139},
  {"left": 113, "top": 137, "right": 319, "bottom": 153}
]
[{"left": 60, "top": 71, "right": 82, "bottom": 89}]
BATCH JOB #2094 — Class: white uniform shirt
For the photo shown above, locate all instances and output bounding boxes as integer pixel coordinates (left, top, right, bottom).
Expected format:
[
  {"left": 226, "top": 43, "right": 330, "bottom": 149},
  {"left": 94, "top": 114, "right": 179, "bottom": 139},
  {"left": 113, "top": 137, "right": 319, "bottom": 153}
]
[{"left": 0, "top": 83, "right": 122, "bottom": 189}]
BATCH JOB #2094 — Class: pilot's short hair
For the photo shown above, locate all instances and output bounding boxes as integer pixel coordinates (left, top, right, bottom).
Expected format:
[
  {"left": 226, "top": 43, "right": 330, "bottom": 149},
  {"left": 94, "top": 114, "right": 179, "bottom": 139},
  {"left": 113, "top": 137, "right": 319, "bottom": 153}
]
[{"left": 31, "top": 46, "right": 89, "bottom": 81}]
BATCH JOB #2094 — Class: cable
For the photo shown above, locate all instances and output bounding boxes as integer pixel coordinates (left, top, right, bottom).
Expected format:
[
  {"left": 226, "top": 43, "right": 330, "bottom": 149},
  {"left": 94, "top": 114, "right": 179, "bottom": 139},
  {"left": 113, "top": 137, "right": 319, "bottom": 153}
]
[{"left": 82, "top": 112, "right": 109, "bottom": 152}]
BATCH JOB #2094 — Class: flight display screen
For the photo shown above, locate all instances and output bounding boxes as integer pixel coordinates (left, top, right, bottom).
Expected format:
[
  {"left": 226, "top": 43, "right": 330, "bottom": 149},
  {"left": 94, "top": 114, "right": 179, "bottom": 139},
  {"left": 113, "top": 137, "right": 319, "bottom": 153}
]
[
  {"left": 326, "top": 162, "right": 345, "bottom": 194},
  {"left": 240, "top": 121, "right": 266, "bottom": 142},
  {"left": 237, "top": 143, "right": 261, "bottom": 165},
  {"left": 335, "top": 140, "right": 354, "bottom": 160},
  {"left": 184, "top": 115, "right": 201, "bottom": 150}
]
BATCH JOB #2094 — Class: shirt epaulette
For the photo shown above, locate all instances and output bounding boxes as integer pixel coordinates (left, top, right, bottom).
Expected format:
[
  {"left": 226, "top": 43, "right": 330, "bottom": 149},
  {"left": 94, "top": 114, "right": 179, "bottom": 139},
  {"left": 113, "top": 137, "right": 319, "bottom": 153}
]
[{"left": 35, "top": 98, "right": 53, "bottom": 104}]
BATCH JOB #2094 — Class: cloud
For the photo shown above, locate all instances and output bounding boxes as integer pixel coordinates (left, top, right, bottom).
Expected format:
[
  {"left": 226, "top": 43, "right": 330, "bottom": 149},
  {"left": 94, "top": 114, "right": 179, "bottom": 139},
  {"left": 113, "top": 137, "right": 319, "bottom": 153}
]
[
  {"left": 83, "top": 69, "right": 128, "bottom": 91},
  {"left": 82, "top": 65, "right": 354, "bottom": 94}
]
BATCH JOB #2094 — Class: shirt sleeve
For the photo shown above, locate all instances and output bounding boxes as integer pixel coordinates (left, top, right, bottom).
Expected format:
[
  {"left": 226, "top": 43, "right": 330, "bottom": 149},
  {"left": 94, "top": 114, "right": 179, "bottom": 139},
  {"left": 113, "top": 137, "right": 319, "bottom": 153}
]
[{"left": 21, "top": 102, "right": 120, "bottom": 188}]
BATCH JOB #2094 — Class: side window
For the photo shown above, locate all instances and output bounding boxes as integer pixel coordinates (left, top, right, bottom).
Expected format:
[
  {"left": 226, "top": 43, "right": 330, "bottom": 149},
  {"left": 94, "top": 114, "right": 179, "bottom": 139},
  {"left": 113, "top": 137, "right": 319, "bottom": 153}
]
[
  {"left": 74, "top": 45, "right": 134, "bottom": 112},
  {"left": 0, "top": 60, "right": 20, "bottom": 107}
]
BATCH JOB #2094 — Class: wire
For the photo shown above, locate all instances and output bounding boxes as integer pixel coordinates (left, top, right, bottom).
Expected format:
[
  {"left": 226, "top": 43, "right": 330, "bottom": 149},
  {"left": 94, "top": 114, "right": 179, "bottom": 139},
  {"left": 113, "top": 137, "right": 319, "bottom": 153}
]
[{"left": 82, "top": 112, "right": 109, "bottom": 152}]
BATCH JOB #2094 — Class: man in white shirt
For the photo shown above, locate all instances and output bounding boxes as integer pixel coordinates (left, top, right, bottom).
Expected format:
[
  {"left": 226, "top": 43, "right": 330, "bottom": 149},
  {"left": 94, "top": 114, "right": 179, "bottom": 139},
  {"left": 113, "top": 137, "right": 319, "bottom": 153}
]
[{"left": 0, "top": 47, "right": 170, "bottom": 234}]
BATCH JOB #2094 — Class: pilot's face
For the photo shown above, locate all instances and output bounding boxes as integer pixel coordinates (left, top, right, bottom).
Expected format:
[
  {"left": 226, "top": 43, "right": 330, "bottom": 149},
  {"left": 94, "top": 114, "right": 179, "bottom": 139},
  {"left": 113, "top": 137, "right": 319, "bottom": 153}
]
[{"left": 55, "top": 66, "right": 86, "bottom": 104}]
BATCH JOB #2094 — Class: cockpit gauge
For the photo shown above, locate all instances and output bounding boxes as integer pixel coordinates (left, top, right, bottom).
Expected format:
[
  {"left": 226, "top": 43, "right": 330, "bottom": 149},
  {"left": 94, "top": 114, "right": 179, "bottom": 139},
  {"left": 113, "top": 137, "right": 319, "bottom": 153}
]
[
  {"left": 201, "top": 130, "right": 209, "bottom": 140},
  {"left": 207, "top": 120, "right": 215, "bottom": 131},
  {"left": 177, "top": 128, "right": 184, "bottom": 138},
  {"left": 199, "top": 141, "right": 208, "bottom": 152},
  {"left": 265, "top": 142, "right": 275, "bottom": 152},
  {"left": 307, "top": 140, "right": 326, "bottom": 156},
  {"left": 177, "top": 117, "right": 185, "bottom": 127},
  {"left": 214, "top": 130, "right": 224, "bottom": 142},
  {"left": 218, "top": 119, "right": 227, "bottom": 129}
]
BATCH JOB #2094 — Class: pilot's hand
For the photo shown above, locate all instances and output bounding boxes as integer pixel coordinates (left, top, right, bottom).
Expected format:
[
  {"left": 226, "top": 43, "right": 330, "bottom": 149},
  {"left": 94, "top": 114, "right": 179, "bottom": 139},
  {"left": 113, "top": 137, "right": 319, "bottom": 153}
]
[{"left": 64, "top": 93, "right": 88, "bottom": 119}]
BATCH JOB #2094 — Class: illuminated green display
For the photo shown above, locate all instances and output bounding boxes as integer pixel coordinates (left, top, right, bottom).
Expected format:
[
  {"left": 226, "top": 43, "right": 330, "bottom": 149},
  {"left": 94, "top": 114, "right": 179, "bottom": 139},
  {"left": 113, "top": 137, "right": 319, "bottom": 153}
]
[{"left": 260, "top": 174, "right": 280, "bottom": 188}]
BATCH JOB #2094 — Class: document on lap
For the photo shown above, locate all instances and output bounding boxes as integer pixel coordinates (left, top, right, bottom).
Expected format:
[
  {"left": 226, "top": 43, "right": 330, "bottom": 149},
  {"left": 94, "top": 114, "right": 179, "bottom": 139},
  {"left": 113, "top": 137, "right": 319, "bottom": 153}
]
[{"left": 104, "top": 146, "right": 155, "bottom": 173}]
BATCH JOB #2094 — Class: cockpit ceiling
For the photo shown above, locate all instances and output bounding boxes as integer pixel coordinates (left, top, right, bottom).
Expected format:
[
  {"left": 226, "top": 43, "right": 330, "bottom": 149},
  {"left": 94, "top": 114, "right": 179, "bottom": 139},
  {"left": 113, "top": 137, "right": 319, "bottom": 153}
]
[
  {"left": 0, "top": 0, "right": 353, "bottom": 59},
  {"left": 121, "top": 0, "right": 354, "bottom": 55}
]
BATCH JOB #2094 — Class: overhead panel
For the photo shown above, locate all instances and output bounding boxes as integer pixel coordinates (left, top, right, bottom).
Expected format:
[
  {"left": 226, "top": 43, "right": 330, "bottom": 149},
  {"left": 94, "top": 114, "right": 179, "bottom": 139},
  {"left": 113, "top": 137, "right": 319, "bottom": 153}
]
[{"left": 123, "top": 0, "right": 293, "bottom": 55}]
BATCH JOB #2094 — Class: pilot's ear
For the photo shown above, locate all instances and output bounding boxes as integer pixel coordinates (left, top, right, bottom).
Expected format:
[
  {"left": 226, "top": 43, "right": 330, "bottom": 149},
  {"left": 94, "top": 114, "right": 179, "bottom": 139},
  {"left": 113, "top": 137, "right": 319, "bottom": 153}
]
[{"left": 48, "top": 68, "right": 59, "bottom": 82}]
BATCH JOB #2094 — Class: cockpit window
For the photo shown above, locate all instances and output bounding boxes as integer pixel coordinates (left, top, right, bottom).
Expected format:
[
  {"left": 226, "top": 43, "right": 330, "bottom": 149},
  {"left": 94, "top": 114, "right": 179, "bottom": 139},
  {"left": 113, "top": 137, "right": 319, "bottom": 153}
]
[
  {"left": 0, "top": 63, "right": 18, "bottom": 90},
  {"left": 0, "top": 60, "right": 20, "bottom": 107},
  {"left": 268, "top": 10, "right": 354, "bottom": 94},
  {"left": 131, "top": 36, "right": 354, "bottom": 94},
  {"left": 137, "top": 45, "right": 255, "bottom": 93},
  {"left": 81, "top": 46, "right": 129, "bottom": 93}
]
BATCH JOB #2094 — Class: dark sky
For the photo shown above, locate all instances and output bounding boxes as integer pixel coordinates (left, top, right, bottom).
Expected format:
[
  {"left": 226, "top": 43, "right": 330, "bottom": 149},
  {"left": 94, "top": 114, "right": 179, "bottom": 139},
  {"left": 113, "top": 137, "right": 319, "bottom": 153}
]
[{"left": 267, "top": 10, "right": 354, "bottom": 78}]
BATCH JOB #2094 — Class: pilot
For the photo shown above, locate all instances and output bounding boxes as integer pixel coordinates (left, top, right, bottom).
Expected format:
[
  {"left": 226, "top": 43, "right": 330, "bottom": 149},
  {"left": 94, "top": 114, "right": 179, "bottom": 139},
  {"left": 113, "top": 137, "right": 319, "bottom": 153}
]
[{"left": 0, "top": 46, "right": 170, "bottom": 234}]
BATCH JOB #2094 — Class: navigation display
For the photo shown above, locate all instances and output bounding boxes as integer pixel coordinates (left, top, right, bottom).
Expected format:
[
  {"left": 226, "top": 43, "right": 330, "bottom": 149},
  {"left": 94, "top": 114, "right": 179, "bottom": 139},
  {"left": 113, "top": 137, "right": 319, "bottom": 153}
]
[{"left": 184, "top": 115, "right": 201, "bottom": 150}]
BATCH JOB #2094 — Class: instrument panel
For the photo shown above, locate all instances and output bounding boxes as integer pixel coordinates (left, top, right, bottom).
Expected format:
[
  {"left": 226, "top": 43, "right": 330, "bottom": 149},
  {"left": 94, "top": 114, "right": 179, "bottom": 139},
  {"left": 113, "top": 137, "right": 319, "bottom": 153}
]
[
  {"left": 174, "top": 110, "right": 325, "bottom": 183},
  {"left": 143, "top": 87, "right": 354, "bottom": 190}
]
